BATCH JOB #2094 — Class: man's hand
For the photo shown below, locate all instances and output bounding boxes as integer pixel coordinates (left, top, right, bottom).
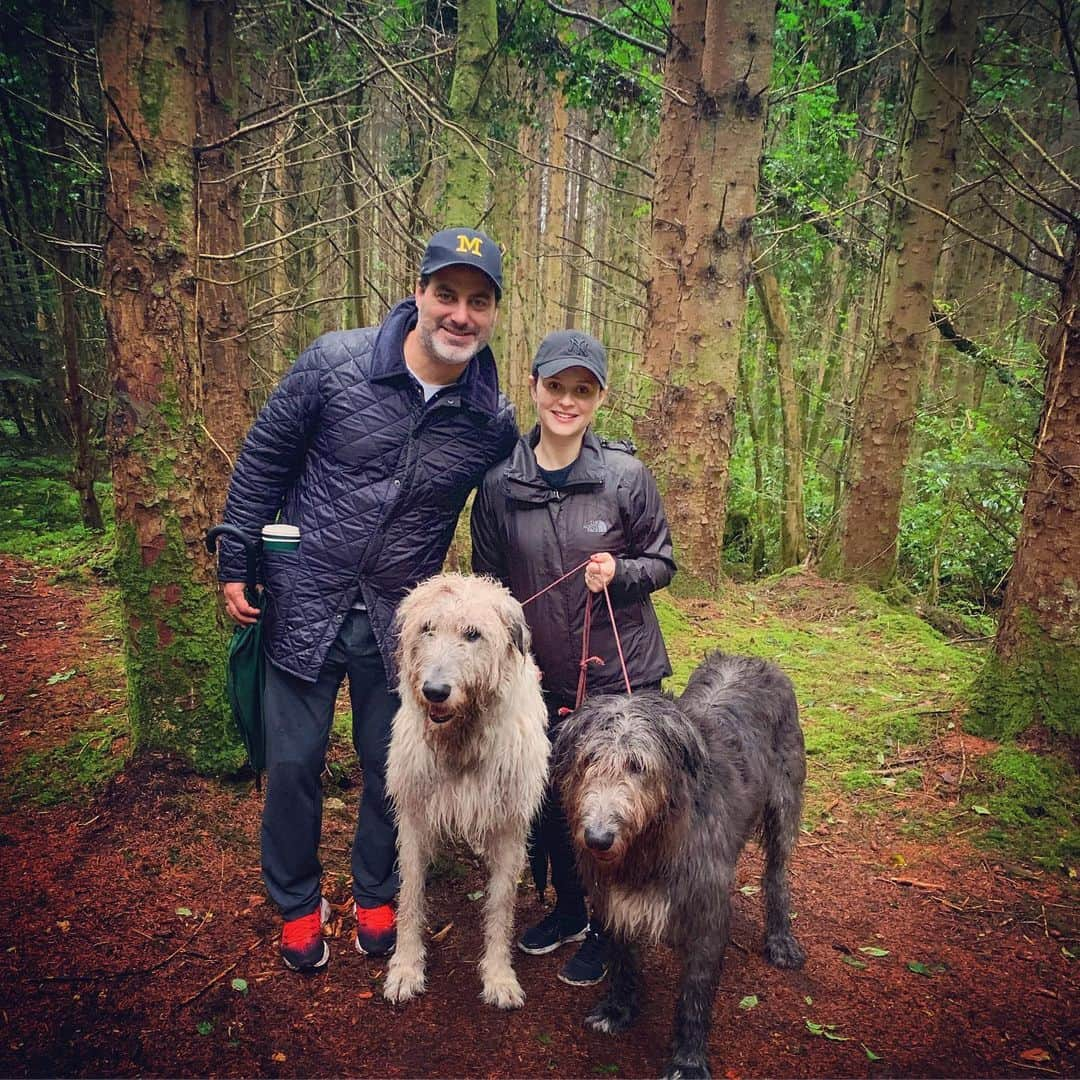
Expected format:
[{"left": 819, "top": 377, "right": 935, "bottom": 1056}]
[
  {"left": 584, "top": 552, "right": 617, "bottom": 593},
  {"left": 223, "top": 581, "right": 261, "bottom": 625}
]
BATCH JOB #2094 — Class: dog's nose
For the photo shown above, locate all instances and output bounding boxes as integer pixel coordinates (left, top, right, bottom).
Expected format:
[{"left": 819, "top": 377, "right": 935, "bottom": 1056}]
[
  {"left": 422, "top": 681, "right": 451, "bottom": 703},
  {"left": 584, "top": 826, "right": 615, "bottom": 852}
]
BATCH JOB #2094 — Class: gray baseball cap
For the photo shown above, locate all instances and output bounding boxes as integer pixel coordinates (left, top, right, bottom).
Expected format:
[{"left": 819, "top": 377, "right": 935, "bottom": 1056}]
[
  {"left": 531, "top": 330, "right": 607, "bottom": 388},
  {"left": 420, "top": 227, "right": 502, "bottom": 299}
]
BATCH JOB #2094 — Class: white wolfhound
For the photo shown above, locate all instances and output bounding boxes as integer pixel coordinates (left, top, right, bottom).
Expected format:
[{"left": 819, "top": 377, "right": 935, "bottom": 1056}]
[{"left": 383, "top": 573, "right": 549, "bottom": 1009}]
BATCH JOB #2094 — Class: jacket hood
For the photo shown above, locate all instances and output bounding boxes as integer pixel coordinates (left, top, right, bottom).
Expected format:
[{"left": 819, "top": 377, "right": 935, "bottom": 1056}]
[{"left": 370, "top": 297, "right": 503, "bottom": 416}]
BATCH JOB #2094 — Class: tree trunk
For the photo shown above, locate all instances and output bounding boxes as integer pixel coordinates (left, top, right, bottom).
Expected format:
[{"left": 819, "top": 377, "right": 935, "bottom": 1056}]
[
  {"left": 966, "top": 241, "right": 1080, "bottom": 741},
  {"left": 752, "top": 245, "right": 808, "bottom": 567},
  {"left": 438, "top": 0, "right": 498, "bottom": 225},
  {"left": 634, "top": 0, "right": 775, "bottom": 590},
  {"left": 47, "top": 49, "right": 103, "bottom": 531},
  {"left": 100, "top": 0, "right": 251, "bottom": 774},
  {"left": 834, "top": 0, "right": 978, "bottom": 585}
]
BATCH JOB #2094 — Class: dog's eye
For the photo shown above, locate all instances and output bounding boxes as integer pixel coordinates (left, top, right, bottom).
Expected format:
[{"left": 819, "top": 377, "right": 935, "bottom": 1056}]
[
  {"left": 463, "top": 626, "right": 482, "bottom": 642},
  {"left": 626, "top": 758, "right": 644, "bottom": 775},
  {"left": 420, "top": 622, "right": 434, "bottom": 635}
]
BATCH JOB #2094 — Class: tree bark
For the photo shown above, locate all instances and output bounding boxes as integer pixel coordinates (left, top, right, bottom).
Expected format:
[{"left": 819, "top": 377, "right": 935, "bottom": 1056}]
[
  {"left": 100, "top": 0, "right": 251, "bottom": 774},
  {"left": 438, "top": 0, "right": 498, "bottom": 225},
  {"left": 834, "top": 0, "right": 979, "bottom": 586},
  {"left": 634, "top": 0, "right": 775, "bottom": 590},
  {"left": 967, "top": 241, "right": 1080, "bottom": 741},
  {"left": 752, "top": 244, "right": 808, "bottom": 567}
]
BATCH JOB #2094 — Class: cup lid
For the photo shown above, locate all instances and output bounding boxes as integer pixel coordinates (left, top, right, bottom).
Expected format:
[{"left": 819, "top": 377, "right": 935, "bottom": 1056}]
[{"left": 262, "top": 524, "right": 300, "bottom": 538}]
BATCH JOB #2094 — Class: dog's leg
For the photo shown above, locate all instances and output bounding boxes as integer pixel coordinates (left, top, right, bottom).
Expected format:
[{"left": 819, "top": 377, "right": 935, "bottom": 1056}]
[
  {"left": 585, "top": 933, "right": 640, "bottom": 1034},
  {"left": 760, "top": 800, "right": 806, "bottom": 970},
  {"left": 383, "top": 812, "right": 430, "bottom": 1003},
  {"left": 663, "top": 898, "right": 728, "bottom": 1080},
  {"left": 477, "top": 825, "right": 526, "bottom": 1009}
]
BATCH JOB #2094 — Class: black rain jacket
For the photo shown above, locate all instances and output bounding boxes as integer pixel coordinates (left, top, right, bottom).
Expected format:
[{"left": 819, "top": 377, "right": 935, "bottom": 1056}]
[
  {"left": 218, "top": 298, "right": 518, "bottom": 682},
  {"left": 471, "top": 427, "right": 676, "bottom": 700}
]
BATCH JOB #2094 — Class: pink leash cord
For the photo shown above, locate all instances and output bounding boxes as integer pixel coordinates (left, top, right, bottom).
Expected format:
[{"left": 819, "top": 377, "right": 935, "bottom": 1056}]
[{"left": 520, "top": 560, "right": 632, "bottom": 708}]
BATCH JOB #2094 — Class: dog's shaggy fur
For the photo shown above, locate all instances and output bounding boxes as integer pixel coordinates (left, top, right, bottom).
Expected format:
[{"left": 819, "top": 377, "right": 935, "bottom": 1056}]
[
  {"left": 383, "top": 574, "right": 549, "bottom": 1009},
  {"left": 553, "top": 651, "right": 806, "bottom": 1078}
]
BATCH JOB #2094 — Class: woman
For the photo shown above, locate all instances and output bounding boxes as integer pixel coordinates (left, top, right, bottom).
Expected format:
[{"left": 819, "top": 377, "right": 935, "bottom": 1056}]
[{"left": 471, "top": 329, "right": 676, "bottom": 987}]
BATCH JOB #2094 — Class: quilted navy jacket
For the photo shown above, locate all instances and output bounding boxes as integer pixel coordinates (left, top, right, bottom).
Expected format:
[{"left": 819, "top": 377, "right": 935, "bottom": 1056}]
[{"left": 218, "top": 298, "right": 518, "bottom": 682}]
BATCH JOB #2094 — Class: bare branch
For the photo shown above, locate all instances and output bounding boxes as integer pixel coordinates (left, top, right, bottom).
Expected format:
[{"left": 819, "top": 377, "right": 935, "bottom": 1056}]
[{"left": 542, "top": 0, "right": 667, "bottom": 56}]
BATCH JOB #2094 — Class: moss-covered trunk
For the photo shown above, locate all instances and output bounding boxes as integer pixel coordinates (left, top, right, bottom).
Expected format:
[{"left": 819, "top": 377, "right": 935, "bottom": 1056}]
[
  {"left": 967, "top": 240, "right": 1080, "bottom": 741},
  {"left": 100, "top": 0, "right": 251, "bottom": 774},
  {"left": 634, "top": 0, "right": 775, "bottom": 590},
  {"left": 833, "top": 0, "right": 978, "bottom": 586},
  {"left": 437, "top": 0, "right": 498, "bottom": 226}
]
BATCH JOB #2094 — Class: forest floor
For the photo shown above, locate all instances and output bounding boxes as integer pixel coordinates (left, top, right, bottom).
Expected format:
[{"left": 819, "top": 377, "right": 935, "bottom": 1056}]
[{"left": 0, "top": 553, "right": 1077, "bottom": 1079}]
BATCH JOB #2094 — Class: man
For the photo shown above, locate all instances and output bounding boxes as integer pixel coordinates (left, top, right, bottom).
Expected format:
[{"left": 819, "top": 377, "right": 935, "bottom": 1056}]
[{"left": 217, "top": 228, "right": 517, "bottom": 972}]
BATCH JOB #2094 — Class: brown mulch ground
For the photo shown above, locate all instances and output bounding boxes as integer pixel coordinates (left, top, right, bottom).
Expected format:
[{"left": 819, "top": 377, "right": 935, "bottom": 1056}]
[{"left": 0, "top": 555, "right": 1077, "bottom": 1079}]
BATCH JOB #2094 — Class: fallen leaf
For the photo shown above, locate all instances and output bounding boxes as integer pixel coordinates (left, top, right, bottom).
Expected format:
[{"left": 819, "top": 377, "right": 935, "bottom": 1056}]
[
  {"left": 842, "top": 955, "right": 867, "bottom": 969},
  {"left": 196, "top": 1021, "right": 213, "bottom": 1036},
  {"left": 357, "top": 991, "right": 373, "bottom": 1000},
  {"left": 231, "top": 978, "right": 248, "bottom": 994},
  {"left": 47, "top": 669, "right": 77, "bottom": 685},
  {"left": 862, "top": 1044, "right": 882, "bottom": 1061},
  {"left": 466, "top": 890, "right": 484, "bottom": 901},
  {"left": 971, "top": 805, "right": 992, "bottom": 816},
  {"left": 859, "top": 946, "right": 889, "bottom": 957},
  {"left": 738, "top": 995, "right": 759, "bottom": 1010},
  {"left": 271, "top": 1052, "right": 286, "bottom": 1063},
  {"left": 1020, "top": 1049, "right": 1052, "bottom": 1063},
  {"left": 175, "top": 907, "right": 193, "bottom": 917},
  {"left": 57, "top": 921, "right": 70, "bottom": 933}
]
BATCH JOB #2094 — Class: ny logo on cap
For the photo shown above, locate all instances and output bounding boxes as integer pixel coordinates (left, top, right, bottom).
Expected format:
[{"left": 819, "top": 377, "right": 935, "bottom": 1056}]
[
  {"left": 565, "top": 336, "right": 592, "bottom": 357},
  {"left": 455, "top": 234, "right": 483, "bottom": 256}
]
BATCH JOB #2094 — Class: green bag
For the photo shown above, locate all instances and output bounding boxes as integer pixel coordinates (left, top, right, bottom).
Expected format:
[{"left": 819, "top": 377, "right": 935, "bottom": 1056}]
[{"left": 206, "top": 525, "right": 265, "bottom": 789}]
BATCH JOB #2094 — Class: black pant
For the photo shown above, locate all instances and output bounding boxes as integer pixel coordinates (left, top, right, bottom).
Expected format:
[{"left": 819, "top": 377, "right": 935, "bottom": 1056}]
[{"left": 260, "top": 609, "right": 400, "bottom": 921}]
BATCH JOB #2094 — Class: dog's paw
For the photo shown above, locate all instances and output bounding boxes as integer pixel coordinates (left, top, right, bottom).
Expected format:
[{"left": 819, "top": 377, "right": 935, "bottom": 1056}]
[
  {"left": 663, "top": 1055, "right": 711, "bottom": 1079},
  {"left": 382, "top": 960, "right": 426, "bottom": 1004},
  {"left": 481, "top": 974, "right": 526, "bottom": 1010},
  {"left": 585, "top": 999, "right": 634, "bottom": 1034},
  {"left": 763, "top": 933, "right": 806, "bottom": 970}
]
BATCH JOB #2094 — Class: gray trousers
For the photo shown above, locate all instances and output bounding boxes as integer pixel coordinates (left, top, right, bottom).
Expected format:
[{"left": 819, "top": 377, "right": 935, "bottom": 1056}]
[{"left": 261, "top": 609, "right": 400, "bottom": 921}]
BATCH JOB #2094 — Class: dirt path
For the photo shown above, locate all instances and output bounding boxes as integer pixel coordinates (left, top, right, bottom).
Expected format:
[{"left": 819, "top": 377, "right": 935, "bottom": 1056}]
[{"left": 0, "top": 556, "right": 1076, "bottom": 1078}]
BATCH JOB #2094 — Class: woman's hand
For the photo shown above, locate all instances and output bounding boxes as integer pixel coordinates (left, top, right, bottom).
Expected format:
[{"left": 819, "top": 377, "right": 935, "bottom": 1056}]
[{"left": 584, "top": 552, "right": 617, "bottom": 593}]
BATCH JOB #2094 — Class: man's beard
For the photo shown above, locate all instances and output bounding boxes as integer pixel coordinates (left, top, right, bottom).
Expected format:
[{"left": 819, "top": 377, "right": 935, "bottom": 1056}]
[{"left": 419, "top": 321, "right": 485, "bottom": 366}]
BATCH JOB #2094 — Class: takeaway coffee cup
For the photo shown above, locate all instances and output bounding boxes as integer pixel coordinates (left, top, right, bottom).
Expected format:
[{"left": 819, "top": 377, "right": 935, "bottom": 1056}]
[{"left": 261, "top": 523, "right": 300, "bottom": 553}]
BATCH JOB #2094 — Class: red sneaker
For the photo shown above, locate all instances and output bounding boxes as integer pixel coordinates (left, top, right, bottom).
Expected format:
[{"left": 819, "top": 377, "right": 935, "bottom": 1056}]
[
  {"left": 354, "top": 902, "right": 396, "bottom": 957},
  {"left": 280, "top": 897, "right": 331, "bottom": 971}
]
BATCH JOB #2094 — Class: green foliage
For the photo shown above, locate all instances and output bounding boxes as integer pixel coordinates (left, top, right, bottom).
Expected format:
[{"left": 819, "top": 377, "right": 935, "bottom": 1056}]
[{"left": 0, "top": 453, "right": 113, "bottom": 572}]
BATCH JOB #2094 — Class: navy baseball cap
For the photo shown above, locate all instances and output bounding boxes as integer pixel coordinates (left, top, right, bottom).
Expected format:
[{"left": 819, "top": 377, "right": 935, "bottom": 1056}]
[
  {"left": 532, "top": 330, "right": 607, "bottom": 388},
  {"left": 420, "top": 227, "right": 502, "bottom": 299}
]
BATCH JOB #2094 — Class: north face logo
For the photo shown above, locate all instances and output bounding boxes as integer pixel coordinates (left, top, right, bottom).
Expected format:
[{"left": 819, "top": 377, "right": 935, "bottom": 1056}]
[{"left": 583, "top": 519, "right": 609, "bottom": 534}]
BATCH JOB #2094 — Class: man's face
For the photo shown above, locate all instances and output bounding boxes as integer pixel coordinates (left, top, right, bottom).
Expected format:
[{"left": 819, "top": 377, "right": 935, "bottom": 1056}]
[{"left": 414, "top": 266, "right": 498, "bottom": 368}]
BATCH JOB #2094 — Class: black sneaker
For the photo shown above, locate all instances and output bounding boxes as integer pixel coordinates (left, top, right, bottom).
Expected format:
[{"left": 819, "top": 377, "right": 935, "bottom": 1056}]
[
  {"left": 518, "top": 910, "right": 588, "bottom": 955},
  {"left": 558, "top": 928, "right": 608, "bottom": 986}
]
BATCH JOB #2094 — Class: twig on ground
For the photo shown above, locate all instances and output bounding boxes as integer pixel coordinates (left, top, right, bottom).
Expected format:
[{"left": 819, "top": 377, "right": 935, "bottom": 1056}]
[
  {"left": 176, "top": 936, "right": 264, "bottom": 1008},
  {"left": 877, "top": 876, "right": 945, "bottom": 890}
]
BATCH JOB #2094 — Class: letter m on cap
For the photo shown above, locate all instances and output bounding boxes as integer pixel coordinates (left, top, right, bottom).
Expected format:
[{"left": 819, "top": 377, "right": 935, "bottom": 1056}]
[{"left": 455, "top": 234, "right": 483, "bottom": 256}]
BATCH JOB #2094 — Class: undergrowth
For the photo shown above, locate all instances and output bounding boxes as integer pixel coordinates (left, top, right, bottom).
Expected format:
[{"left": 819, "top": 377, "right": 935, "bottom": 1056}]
[{"left": 0, "top": 452, "right": 113, "bottom": 573}]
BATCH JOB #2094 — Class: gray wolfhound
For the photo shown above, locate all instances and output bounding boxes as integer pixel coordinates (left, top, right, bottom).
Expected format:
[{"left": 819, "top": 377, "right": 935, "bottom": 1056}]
[
  {"left": 553, "top": 651, "right": 806, "bottom": 1078},
  {"left": 383, "top": 574, "right": 549, "bottom": 1009}
]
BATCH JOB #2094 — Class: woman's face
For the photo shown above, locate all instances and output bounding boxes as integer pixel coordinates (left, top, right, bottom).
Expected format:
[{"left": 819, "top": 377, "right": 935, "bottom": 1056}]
[{"left": 530, "top": 365, "right": 606, "bottom": 443}]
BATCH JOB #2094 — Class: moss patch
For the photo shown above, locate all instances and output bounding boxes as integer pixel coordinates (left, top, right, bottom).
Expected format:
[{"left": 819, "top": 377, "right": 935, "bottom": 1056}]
[
  {"left": 962, "top": 745, "right": 1080, "bottom": 871},
  {"left": 966, "top": 607, "right": 1080, "bottom": 740}
]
